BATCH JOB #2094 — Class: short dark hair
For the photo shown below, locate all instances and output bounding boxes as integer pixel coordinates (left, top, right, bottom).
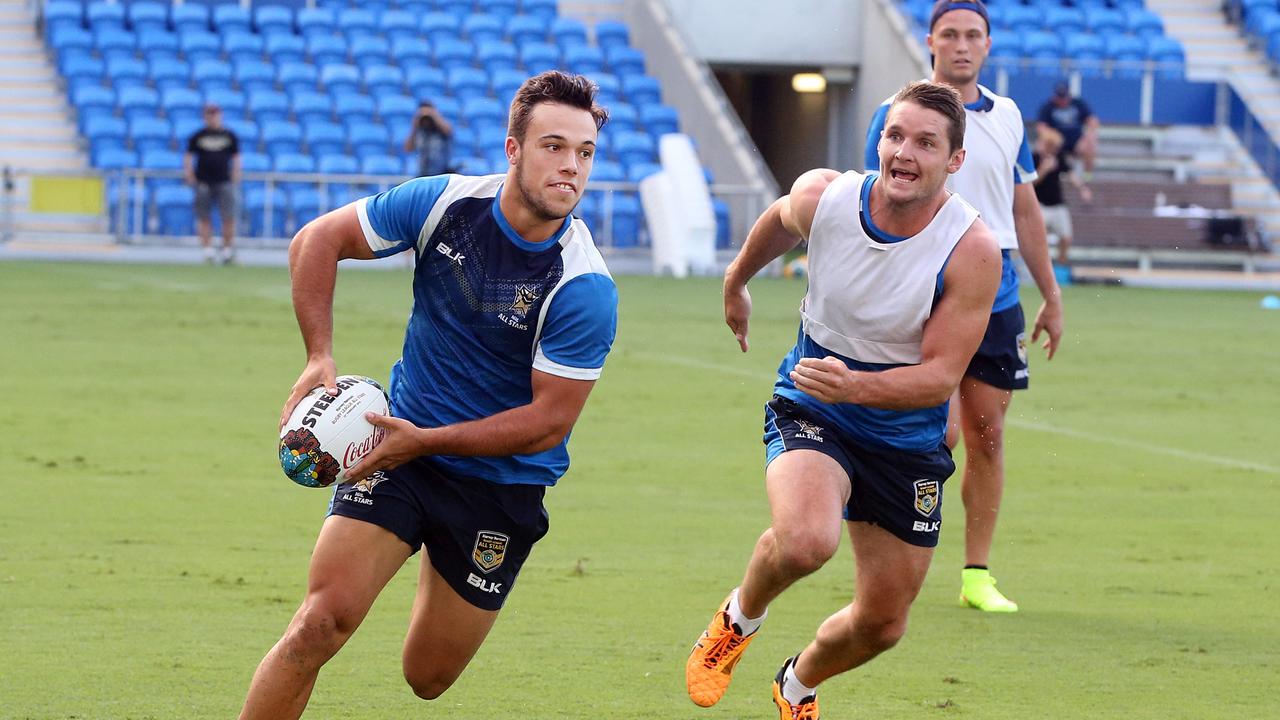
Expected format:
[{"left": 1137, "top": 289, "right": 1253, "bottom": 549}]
[
  {"left": 508, "top": 71, "right": 609, "bottom": 143},
  {"left": 928, "top": 0, "right": 990, "bottom": 33},
  {"left": 892, "top": 80, "right": 966, "bottom": 153}
]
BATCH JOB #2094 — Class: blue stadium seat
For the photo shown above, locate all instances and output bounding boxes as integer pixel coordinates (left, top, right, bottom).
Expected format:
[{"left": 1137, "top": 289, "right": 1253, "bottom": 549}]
[
  {"left": 1065, "top": 32, "right": 1107, "bottom": 77},
  {"left": 506, "top": 15, "right": 548, "bottom": 46},
  {"left": 1024, "top": 31, "right": 1064, "bottom": 75},
  {"left": 1126, "top": 8, "right": 1165, "bottom": 39},
  {"left": 74, "top": 85, "right": 116, "bottom": 115},
  {"left": 193, "top": 60, "right": 234, "bottom": 93},
  {"left": 205, "top": 88, "right": 248, "bottom": 118},
  {"left": 278, "top": 62, "right": 319, "bottom": 96},
  {"left": 605, "top": 46, "right": 645, "bottom": 77},
  {"left": 108, "top": 182, "right": 147, "bottom": 235},
  {"left": 334, "top": 92, "right": 376, "bottom": 124},
  {"left": 1085, "top": 7, "right": 1126, "bottom": 36},
  {"left": 266, "top": 33, "right": 306, "bottom": 64},
  {"left": 622, "top": 74, "right": 661, "bottom": 106},
  {"left": 588, "top": 73, "right": 621, "bottom": 105},
  {"left": 565, "top": 45, "right": 605, "bottom": 74},
  {"left": 243, "top": 187, "right": 287, "bottom": 237},
  {"left": 274, "top": 153, "right": 316, "bottom": 194},
  {"left": 130, "top": 117, "right": 173, "bottom": 153},
  {"left": 180, "top": 31, "right": 222, "bottom": 64},
  {"left": 435, "top": 39, "right": 477, "bottom": 71},
  {"left": 337, "top": 8, "right": 378, "bottom": 40},
  {"left": 406, "top": 66, "right": 447, "bottom": 99},
  {"left": 1045, "top": 6, "right": 1086, "bottom": 36},
  {"left": 317, "top": 154, "right": 361, "bottom": 207},
  {"left": 234, "top": 60, "right": 276, "bottom": 94},
  {"left": 378, "top": 9, "right": 419, "bottom": 41},
  {"left": 640, "top": 104, "right": 679, "bottom": 136},
  {"left": 432, "top": 96, "right": 462, "bottom": 124},
  {"left": 627, "top": 162, "right": 661, "bottom": 183},
  {"left": 305, "top": 35, "right": 347, "bottom": 67},
  {"left": 303, "top": 120, "right": 345, "bottom": 155},
  {"left": 453, "top": 156, "right": 490, "bottom": 175},
  {"left": 478, "top": 40, "right": 519, "bottom": 72},
  {"left": 223, "top": 31, "right": 265, "bottom": 64},
  {"left": 119, "top": 86, "right": 161, "bottom": 122},
  {"left": 522, "top": 0, "right": 559, "bottom": 22},
  {"left": 447, "top": 66, "right": 490, "bottom": 101},
  {"left": 129, "top": 3, "right": 169, "bottom": 34},
  {"left": 287, "top": 187, "right": 324, "bottom": 236},
  {"left": 94, "top": 28, "right": 137, "bottom": 61},
  {"left": 255, "top": 5, "right": 294, "bottom": 36},
  {"left": 85, "top": 116, "right": 128, "bottom": 154},
  {"left": 1106, "top": 33, "right": 1147, "bottom": 78},
  {"left": 320, "top": 64, "right": 361, "bottom": 94},
  {"left": 360, "top": 154, "right": 403, "bottom": 176},
  {"left": 154, "top": 185, "right": 195, "bottom": 235},
  {"left": 491, "top": 68, "right": 527, "bottom": 105},
  {"left": 296, "top": 7, "right": 337, "bottom": 40},
  {"left": 170, "top": 4, "right": 210, "bottom": 35},
  {"left": 1003, "top": 4, "right": 1040, "bottom": 34},
  {"left": 348, "top": 122, "right": 393, "bottom": 159},
  {"left": 363, "top": 64, "right": 405, "bottom": 96},
  {"left": 550, "top": 17, "right": 589, "bottom": 47},
  {"left": 610, "top": 193, "right": 642, "bottom": 247},
  {"left": 139, "top": 31, "right": 181, "bottom": 62},
  {"left": 1147, "top": 36, "right": 1185, "bottom": 79},
  {"left": 988, "top": 32, "right": 1023, "bottom": 72},
  {"left": 105, "top": 57, "right": 148, "bottom": 89},
  {"left": 50, "top": 26, "right": 94, "bottom": 55},
  {"left": 485, "top": 0, "right": 519, "bottom": 16},
  {"left": 239, "top": 150, "right": 271, "bottom": 178},
  {"left": 291, "top": 89, "right": 331, "bottom": 124},
  {"left": 591, "top": 161, "right": 625, "bottom": 182},
  {"left": 249, "top": 91, "right": 291, "bottom": 124},
  {"left": 140, "top": 147, "right": 182, "bottom": 175},
  {"left": 318, "top": 154, "right": 358, "bottom": 174},
  {"left": 172, "top": 117, "right": 202, "bottom": 145},
  {"left": 60, "top": 51, "right": 102, "bottom": 82},
  {"left": 712, "top": 197, "right": 731, "bottom": 249},
  {"left": 87, "top": 1, "right": 126, "bottom": 31},
  {"left": 464, "top": 14, "right": 505, "bottom": 44},
  {"left": 462, "top": 96, "right": 507, "bottom": 128},
  {"left": 225, "top": 118, "right": 260, "bottom": 149},
  {"left": 161, "top": 87, "right": 204, "bottom": 122},
  {"left": 594, "top": 20, "right": 630, "bottom": 51},
  {"left": 519, "top": 41, "right": 560, "bottom": 74},
  {"left": 93, "top": 147, "right": 138, "bottom": 170},
  {"left": 43, "top": 1, "right": 83, "bottom": 39},
  {"left": 419, "top": 12, "right": 462, "bottom": 44},
  {"left": 212, "top": 4, "right": 252, "bottom": 35},
  {"left": 262, "top": 120, "right": 303, "bottom": 156},
  {"left": 350, "top": 36, "right": 392, "bottom": 70},
  {"left": 607, "top": 103, "right": 638, "bottom": 133},
  {"left": 392, "top": 37, "right": 432, "bottom": 65},
  {"left": 615, "top": 131, "right": 656, "bottom": 167},
  {"left": 377, "top": 94, "right": 418, "bottom": 127}
]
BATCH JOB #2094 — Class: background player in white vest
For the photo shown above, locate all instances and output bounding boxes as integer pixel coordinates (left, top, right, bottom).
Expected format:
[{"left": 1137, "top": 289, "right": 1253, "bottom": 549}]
[
  {"left": 864, "top": 0, "right": 1064, "bottom": 612},
  {"left": 239, "top": 72, "right": 618, "bottom": 719},
  {"left": 686, "top": 81, "right": 1000, "bottom": 719}
]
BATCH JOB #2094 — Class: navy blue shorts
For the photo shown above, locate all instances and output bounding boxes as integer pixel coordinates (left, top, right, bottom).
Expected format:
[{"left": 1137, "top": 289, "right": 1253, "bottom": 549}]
[
  {"left": 763, "top": 396, "right": 955, "bottom": 548},
  {"left": 328, "top": 458, "right": 549, "bottom": 611},
  {"left": 965, "top": 304, "right": 1029, "bottom": 391}
]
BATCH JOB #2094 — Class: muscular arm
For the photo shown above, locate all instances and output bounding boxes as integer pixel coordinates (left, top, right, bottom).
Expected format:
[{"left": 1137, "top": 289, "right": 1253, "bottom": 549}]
[
  {"left": 723, "top": 168, "right": 838, "bottom": 351},
  {"left": 1013, "top": 182, "right": 1063, "bottom": 358},
  {"left": 790, "top": 222, "right": 1001, "bottom": 409}
]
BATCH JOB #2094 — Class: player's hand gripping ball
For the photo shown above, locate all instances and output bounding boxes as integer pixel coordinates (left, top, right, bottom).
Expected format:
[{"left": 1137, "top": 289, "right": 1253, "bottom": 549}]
[{"left": 279, "top": 375, "right": 389, "bottom": 488}]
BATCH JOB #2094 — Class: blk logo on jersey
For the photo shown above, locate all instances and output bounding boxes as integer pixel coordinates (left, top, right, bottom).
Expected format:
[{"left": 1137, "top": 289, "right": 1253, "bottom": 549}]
[
  {"left": 473, "top": 531, "right": 509, "bottom": 573},
  {"left": 913, "top": 479, "right": 939, "bottom": 517},
  {"left": 794, "top": 420, "right": 824, "bottom": 443},
  {"left": 436, "top": 241, "right": 465, "bottom": 265}
]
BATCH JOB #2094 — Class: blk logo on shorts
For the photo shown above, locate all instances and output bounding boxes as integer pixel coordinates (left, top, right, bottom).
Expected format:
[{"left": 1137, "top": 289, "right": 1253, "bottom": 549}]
[
  {"left": 473, "top": 531, "right": 509, "bottom": 573},
  {"left": 913, "top": 479, "right": 939, "bottom": 517}
]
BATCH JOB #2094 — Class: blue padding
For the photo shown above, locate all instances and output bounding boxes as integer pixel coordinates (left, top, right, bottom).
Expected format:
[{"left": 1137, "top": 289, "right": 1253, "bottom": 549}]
[
  {"left": 1151, "top": 80, "right": 1216, "bottom": 125},
  {"left": 1077, "top": 77, "right": 1143, "bottom": 124}
]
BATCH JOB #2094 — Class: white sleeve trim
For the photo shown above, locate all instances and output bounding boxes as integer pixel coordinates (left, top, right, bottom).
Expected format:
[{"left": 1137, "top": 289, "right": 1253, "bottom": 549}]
[
  {"left": 355, "top": 196, "right": 397, "bottom": 253},
  {"left": 533, "top": 347, "right": 603, "bottom": 380}
]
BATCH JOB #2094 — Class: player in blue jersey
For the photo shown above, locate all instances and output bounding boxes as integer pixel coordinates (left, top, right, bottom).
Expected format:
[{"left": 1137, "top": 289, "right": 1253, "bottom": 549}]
[
  {"left": 686, "top": 81, "right": 1000, "bottom": 718},
  {"left": 863, "top": 0, "right": 1064, "bottom": 613},
  {"left": 239, "top": 72, "right": 616, "bottom": 719}
]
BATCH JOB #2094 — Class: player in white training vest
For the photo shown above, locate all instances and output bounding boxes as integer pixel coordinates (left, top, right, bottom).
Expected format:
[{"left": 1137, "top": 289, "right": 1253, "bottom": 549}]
[
  {"left": 686, "top": 81, "right": 1000, "bottom": 719},
  {"left": 864, "top": 0, "right": 1064, "bottom": 613}
]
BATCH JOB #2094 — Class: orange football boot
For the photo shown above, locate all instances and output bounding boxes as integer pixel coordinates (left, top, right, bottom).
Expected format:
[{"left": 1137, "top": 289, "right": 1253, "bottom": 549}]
[{"left": 685, "top": 596, "right": 757, "bottom": 707}]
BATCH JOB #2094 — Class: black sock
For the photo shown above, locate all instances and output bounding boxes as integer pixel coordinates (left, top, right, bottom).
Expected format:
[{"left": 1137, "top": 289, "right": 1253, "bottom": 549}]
[{"left": 964, "top": 564, "right": 988, "bottom": 571}]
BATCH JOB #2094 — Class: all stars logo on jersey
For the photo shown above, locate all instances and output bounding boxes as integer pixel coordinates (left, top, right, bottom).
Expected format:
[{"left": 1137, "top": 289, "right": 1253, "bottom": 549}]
[
  {"left": 510, "top": 285, "right": 541, "bottom": 316},
  {"left": 473, "top": 531, "right": 509, "bottom": 573},
  {"left": 351, "top": 470, "right": 387, "bottom": 494},
  {"left": 913, "top": 479, "right": 939, "bottom": 517},
  {"left": 794, "top": 420, "right": 825, "bottom": 443}
]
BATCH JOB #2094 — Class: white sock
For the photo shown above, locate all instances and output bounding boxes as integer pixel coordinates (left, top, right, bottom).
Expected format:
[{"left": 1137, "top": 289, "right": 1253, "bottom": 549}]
[
  {"left": 725, "top": 587, "right": 766, "bottom": 635},
  {"left": 203, "top": 247, "right": 216, "bottom": 261},
  {"left": 782, "top": 657, "right": 818, "bottom": 705}
]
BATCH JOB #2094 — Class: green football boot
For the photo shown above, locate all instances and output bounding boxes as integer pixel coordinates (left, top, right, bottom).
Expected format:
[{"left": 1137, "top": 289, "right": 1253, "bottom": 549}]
[{"left": 959, "top": 568, "right": 1018, "bottom": 613}]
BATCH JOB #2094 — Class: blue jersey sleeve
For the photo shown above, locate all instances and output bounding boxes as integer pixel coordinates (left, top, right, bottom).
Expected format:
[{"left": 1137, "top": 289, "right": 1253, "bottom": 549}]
[
  {"left": 1013, "top": 130, "right": 1037, "bottom": 184},
  {"left": 864, "top": 102, "right": 890, "bottom": 172},
  {"left": 534, "top": 273, "right": 618, "bottom": 380},
  {"left": 357, "top": 175, "right": 451, "bottom": 257}
]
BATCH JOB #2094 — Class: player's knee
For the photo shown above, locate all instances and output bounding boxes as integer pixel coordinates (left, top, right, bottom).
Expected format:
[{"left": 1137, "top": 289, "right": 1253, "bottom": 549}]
[
  {"left": 403, "top": 669, "right": 455, "bottom": 701},
  {"left": 853, "top": 613, "right": 908, "bottom": 654},
  {"left": 774, "top": 529, "right": 838, "bottom": 576},
  {"left": 964, "top": 418, "right": 1004, "bottom": 455},
  {"left": 286, "top": 600, "right": 358, "bottom": 656}
]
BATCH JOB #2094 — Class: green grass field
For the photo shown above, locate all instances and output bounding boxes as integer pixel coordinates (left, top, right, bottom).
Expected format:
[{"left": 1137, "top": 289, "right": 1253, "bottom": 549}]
[{"left": 2, "top": 261, "right": 1277, "bottom": 719}]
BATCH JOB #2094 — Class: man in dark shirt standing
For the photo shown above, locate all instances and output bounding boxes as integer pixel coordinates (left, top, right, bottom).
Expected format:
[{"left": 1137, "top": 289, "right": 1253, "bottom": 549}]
[{"left": 185, "top": 103, "right": 241, "bottom": 264}]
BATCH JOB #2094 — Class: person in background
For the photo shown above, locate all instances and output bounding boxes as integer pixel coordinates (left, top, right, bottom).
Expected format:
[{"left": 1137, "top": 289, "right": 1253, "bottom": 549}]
[
  {"left": 184, "top": 103, "right": 241, "bottom": 265},
  {"left": 405, "top": 100, "right": 455, "bottom": 177},
  {"left": 1037, "top": 82, "right": 1099, "bottom": 181},
  {"left": 1032, "top": 127, "right": 1092, "bottom": 272}
]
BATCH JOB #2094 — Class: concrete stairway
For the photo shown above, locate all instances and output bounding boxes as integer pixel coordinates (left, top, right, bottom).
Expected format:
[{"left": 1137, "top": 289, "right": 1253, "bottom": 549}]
[{"left": 0, "top": 0, "right": 102, "bottom": 239}]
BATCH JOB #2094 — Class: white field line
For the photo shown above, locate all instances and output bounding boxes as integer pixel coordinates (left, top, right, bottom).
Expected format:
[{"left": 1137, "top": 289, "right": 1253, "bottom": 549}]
[{"left": 639, "top": 351, "right": 1280, "bottom": 476}]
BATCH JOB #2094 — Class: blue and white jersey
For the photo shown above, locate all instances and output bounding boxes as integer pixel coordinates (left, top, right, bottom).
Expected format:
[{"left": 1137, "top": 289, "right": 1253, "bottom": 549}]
[
  {"left": 774, "top": 171, "right": 978, "bottom": 452},
  {"left": 355, "top": 173, "right": 618, "bottom": 486},
  {"left": 865, "top": 84, "right": 1035, "bottom": 312}
]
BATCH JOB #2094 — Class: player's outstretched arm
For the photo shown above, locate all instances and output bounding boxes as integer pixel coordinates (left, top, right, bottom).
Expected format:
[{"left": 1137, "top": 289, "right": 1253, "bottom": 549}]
[
  {"left": 344, "top": 370, "right": 596, "bottom": 481},
  {"left": 724, "top": 168, "right": 838, "bottom": 352},
  {"left": 279, "top": 204, "right": 377, "bottom": 428},
  {"left": 1012, "top": 183, "right": 1063, "bottom": 359},
  {"left": 790, "top": 221, "right": 1001, "bottom": 409}
]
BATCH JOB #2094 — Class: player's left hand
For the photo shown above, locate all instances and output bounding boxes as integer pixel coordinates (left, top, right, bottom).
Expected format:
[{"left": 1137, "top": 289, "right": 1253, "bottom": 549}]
[
  {"left": 1031, "top": 299, "right": 1063, "bottom": 360},
  {"left": 790, "top": 356, "right": 855, "bottom": 404},
  {"left": 344, "top": 413, "right": 425, "bottom": 482}
]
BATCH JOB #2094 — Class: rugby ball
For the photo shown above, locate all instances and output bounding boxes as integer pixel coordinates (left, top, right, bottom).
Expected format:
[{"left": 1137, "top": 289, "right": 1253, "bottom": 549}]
[{"left": 278, "top": 375, "right": 389, "bottom": 488}]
